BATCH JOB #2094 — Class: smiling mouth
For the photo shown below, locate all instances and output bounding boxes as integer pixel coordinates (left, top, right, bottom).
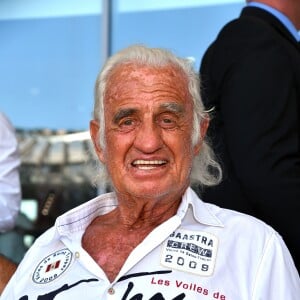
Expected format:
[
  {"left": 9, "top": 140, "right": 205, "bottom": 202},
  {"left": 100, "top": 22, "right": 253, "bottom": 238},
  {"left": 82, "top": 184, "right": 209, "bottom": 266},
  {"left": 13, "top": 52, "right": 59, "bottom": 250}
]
[{"left": 132, "top": 159, "right": 167, "bottom": 170}]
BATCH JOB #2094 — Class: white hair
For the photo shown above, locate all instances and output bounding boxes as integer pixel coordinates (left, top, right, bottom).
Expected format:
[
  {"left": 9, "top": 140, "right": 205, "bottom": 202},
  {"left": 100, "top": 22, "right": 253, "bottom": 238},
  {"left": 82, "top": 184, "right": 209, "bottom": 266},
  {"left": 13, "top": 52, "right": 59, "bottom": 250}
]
[{"left": 93, "top": 44, "right": 222, "bottom": 187}]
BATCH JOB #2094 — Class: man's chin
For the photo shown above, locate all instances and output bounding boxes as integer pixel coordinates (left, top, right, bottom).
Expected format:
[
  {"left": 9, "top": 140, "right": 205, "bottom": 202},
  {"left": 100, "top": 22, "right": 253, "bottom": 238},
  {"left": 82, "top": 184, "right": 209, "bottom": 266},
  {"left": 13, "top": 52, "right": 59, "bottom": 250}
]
[{"left": 123, "top": 184, "right": 186, "bottom": 201}]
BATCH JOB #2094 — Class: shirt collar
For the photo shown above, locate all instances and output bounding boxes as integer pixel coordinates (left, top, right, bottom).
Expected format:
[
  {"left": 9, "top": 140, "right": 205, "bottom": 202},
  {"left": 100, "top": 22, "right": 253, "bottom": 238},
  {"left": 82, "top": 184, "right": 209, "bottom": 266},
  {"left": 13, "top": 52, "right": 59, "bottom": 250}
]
[
  {"left": 56, "top": 192, "right": 118, "bottom": 236},
  {"left": 178, "top": 187, "right": 224, "bottom": 227},
  {"left": 247, "top": 2, "right": 300, "bottom": 41},
  {"left": 52, "top": 187, "right": 223, "bottom": 241}
]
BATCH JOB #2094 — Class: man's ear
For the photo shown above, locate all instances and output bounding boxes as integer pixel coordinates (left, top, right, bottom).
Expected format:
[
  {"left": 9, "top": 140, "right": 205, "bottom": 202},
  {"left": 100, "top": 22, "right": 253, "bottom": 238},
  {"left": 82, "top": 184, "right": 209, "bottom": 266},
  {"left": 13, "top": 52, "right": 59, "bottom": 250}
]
[
  {"left": 193, "top": 117, "right": 209, "bottom": 155},
  {"left": 90, "top": 120, "right": 106, "bottom": 163}
]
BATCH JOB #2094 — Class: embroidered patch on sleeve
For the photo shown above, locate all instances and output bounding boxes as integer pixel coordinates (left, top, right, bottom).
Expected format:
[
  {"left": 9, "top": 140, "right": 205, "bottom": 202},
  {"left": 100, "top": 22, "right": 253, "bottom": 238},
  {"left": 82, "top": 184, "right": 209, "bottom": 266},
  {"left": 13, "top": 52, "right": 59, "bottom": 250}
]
[{"left": 161, "top": 229, "right": 218, "bottom": 276}]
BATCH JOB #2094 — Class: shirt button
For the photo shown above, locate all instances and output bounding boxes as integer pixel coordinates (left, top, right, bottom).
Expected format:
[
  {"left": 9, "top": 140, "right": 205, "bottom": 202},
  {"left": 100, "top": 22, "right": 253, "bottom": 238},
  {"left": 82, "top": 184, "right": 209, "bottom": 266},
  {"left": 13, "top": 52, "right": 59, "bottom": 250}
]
[
  {"left": 75, "top": 252, "right": 80, "bottom": 259},
  {"left": 108, "top": 287, "right": 115, "bottom": 295}
]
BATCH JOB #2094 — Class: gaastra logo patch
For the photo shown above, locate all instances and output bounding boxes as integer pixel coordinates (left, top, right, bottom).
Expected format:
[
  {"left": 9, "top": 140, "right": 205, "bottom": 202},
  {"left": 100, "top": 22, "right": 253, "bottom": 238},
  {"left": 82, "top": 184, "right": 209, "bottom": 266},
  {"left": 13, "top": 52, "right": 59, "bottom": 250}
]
[
  {"left": 32, "top": 248, "right": 73, "bottom": 284},
  {"left": 161, "top": 229, "right": 218, "bottom": 276}
]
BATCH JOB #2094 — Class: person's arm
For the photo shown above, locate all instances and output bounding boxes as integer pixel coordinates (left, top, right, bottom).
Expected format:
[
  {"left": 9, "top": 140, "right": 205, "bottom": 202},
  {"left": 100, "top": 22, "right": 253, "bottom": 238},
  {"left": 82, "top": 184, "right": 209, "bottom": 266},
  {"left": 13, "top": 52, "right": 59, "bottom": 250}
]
[
  {"left": 0, "top": 254, "right": 17, "bottom": 295},
  {"left": 0, "top": 112, "right": 21, "bottom": 232}
]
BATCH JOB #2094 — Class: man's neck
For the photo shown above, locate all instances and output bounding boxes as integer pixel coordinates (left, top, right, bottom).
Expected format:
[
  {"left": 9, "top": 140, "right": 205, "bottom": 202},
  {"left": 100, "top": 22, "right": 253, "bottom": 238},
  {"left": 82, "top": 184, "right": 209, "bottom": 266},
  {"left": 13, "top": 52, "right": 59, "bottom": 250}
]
[{"left": 247, "top": 1, "right": 300, "bottom": 30}]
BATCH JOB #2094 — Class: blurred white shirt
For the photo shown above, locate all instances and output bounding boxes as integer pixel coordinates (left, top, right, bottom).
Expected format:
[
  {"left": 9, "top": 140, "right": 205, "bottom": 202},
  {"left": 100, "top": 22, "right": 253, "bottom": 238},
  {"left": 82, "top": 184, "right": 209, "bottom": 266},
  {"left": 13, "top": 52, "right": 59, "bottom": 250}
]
[{"left": 0, "top": 112, "right": 21, "bottom": 232}]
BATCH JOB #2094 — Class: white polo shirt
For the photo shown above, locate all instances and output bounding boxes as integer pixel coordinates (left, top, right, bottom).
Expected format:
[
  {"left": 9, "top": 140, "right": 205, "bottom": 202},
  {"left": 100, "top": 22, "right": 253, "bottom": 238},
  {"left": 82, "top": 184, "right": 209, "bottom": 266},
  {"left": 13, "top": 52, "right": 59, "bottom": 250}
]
[{"left": 2, "top": 188, "right": 299, "bottom": 299}]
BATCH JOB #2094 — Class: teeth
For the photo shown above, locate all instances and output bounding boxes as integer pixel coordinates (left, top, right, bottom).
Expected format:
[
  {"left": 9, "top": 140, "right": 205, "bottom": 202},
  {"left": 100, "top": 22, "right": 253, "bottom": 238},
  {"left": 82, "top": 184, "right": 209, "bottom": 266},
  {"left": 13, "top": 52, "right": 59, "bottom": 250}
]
[
  {"left": 133, "top": 160, "right": 167, "bottom": 166},
  {"left": 137, "top": 165, "right": 157, "bottom": 170},
  {"left": 132, "top": 160, "right": 167, "bottom": 169}
]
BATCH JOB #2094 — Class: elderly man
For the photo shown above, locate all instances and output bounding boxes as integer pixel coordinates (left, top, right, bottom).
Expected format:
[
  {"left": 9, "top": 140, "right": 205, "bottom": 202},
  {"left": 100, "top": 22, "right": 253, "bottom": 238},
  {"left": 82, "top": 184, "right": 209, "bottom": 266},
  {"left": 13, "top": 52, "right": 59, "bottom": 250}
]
[{"left": 2, "top": 45, "right": 299, "bottom": 299}]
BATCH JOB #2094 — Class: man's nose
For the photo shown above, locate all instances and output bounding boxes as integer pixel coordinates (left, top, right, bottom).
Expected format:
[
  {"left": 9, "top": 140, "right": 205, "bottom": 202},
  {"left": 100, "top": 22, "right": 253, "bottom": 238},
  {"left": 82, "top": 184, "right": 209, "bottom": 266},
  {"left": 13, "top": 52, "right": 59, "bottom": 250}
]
[{"left": 133, "top": 121, "right": 163, "bottom": 153}]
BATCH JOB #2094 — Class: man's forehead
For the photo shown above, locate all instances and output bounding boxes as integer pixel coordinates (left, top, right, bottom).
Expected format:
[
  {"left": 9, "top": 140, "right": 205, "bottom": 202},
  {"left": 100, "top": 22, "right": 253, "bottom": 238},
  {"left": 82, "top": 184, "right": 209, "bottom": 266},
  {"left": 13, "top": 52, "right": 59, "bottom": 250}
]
[
  {"left": 104, "top": 62, "right": 191, "bottom": 111},
  {"left": 106, "top": 63, "right": 188, "bottom": 94},
  {"left": 107, "top": 62, "right": 186, "bottom": 84}
]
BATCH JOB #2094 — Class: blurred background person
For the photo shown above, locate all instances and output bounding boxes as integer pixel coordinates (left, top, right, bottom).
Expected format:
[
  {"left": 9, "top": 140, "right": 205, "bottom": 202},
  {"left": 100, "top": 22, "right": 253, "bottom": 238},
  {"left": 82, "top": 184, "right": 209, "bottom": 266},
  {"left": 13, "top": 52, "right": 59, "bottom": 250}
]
[
  {"left": 0, "top": 112, "right": 23, "bottom": 262},
  {"left": 199, "top": 0, "right": 300, "bottom": 271}
]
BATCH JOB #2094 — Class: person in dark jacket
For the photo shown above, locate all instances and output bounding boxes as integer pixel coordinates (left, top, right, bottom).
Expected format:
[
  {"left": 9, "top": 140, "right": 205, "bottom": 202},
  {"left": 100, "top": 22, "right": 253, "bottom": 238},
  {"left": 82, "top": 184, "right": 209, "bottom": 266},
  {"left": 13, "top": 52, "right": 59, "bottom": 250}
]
[{"left": 199, "top": 0, "right": 300, "bottom": 271}]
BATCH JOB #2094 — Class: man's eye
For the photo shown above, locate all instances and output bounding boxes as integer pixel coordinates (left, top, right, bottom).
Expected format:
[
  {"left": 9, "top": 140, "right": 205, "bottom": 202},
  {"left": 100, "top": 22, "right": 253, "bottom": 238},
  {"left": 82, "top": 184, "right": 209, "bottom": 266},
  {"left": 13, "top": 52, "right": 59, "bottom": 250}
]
[
  {"left": 163, "top": 118, "right": 172, "bottom": 123},
  {"left": 118, "top": 118, "right": 137, "bottom": 131},
  {"left": 123, "top": 119, "right": 134, "bottom": 126},
  {"left": 158, "top": 115, "right": 177, "bottom": 129}
]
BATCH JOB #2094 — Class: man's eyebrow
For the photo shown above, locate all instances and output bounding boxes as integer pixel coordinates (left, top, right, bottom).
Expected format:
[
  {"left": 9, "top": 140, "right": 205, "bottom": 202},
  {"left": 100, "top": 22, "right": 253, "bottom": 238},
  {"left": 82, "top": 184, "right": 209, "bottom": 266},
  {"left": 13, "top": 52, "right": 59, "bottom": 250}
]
[
  {"left": 113, "top": 108, "right": 138, "bottom": 123},
  {"left": 159, "top": 102, "right": 185, "bottom": 114}
]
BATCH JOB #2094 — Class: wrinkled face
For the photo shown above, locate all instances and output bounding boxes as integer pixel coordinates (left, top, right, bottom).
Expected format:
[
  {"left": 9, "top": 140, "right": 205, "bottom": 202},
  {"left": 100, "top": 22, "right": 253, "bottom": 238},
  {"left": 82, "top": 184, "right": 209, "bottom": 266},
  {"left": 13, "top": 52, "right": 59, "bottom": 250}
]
[{"left": 91, "top": 63, "right": 205, "bottom": 200}]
